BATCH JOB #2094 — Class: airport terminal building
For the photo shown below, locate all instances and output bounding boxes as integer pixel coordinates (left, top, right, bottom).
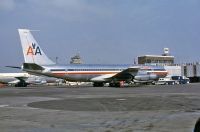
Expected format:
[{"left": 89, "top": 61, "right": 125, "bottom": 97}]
[
  {"left": 181, "top": 63, "right": 200, "bottom": 82},
  {"left": 137, "top": 48, "right": 180, "bottom": 76},
  {"left": 137, "top": 55, "right": 181, "bottom": 77},
  {"left": 138, "top": 48, "right": 174, "bottom": 66},
  {"left": 138, "top": 55, "right": 174, "bottom": 66},
  {"left": 137, "top": 48, "right": 200, "bottom": 82}
]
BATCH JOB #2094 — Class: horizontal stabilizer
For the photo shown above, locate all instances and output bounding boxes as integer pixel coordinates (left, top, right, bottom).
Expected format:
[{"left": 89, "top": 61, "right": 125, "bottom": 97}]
[
  {"left": 23, "top": 63, "right": 44, "bottom": 71},
  {"left": 6, "top": 66, "right": 21, "bottom": 69}
]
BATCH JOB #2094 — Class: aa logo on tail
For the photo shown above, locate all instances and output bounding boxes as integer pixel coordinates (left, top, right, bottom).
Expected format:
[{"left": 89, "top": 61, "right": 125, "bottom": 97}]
[{"left": 26, "top": 43, "right": 42, "bottom": 55}]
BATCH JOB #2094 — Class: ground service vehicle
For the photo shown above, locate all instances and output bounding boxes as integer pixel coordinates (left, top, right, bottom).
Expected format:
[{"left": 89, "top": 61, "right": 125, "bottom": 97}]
[
  {"left": 171, "top": 76, "right": 190, "bottom": 84},
  {"left": 154, "top": 77, "right": 175, "bottom": 85},
  {"left": 155, "top": 76, "right": 189, "bottom": 85}
]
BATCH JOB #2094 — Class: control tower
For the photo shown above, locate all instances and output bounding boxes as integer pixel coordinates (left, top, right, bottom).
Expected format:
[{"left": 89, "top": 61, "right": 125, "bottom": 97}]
[{"left": 70, "top": 54, "right": 83, "bottom": 64}]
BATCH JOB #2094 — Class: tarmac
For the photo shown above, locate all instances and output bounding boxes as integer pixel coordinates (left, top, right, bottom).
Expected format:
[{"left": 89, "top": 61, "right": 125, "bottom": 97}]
[{"left": 0, "top": 84, "right": 200, "bottom": 132}]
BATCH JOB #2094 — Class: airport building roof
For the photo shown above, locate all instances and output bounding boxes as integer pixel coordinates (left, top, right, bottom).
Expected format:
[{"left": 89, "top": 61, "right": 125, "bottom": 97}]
[
  {"left": 139, "top": 55, "right": 174, "bottom": 58},
  {"left": 138, "top": 55, "right": 175, "bottom": 66}
]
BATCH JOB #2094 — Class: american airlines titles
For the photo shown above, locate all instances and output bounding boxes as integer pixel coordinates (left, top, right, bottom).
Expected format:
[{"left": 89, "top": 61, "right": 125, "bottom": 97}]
[{"left": 26, "top": 43, "right": 42, "bottom": 55}]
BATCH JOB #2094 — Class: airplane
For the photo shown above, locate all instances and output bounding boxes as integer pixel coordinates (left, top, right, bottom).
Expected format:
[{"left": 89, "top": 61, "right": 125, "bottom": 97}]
[
  {"left": 17, "top": 29, "right": 168, "bottom": 87},
  {"left": 0, "top": 73, "right": 29, "bottom": 87},
  {"left": 0, "top": 72, "right": 63, "bottom": 87}
]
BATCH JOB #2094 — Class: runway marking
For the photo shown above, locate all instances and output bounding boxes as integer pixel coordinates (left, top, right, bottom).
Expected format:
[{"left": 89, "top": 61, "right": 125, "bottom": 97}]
[
  {"left": 116, "top": 98, "right": 127, "bottom": 101},
  {"left": 0, "top": 105, "right": 9, "bottom": 107}
]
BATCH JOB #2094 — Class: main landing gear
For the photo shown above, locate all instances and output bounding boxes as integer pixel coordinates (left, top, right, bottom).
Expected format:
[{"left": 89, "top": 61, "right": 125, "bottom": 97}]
[
  {"left": 109, "top": 81, "right": 124, "bottom": 87},
  {"left": 93, "top": 82, "right": 104, "bottom": 87},
  {"left": 93, "top": 82, "right": 125, "bottom": 87},
  {"left": 15, "top": 82, "right": 28, "bottom": 87}
]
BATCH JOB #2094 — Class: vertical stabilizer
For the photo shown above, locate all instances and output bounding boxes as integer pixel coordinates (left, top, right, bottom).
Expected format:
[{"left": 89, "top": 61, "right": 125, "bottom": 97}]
[{"left": 18, "top": 29, "right": 55, "bottom": 65}]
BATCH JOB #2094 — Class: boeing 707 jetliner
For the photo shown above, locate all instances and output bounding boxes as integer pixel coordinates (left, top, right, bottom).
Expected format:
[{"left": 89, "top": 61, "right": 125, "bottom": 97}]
[{"left": 18, "top": 29, "right": 168, "bottom": 87}]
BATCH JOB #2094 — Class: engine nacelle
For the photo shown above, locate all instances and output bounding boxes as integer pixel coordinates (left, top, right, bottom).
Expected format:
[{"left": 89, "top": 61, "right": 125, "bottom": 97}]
[{"left": 134, "top": 74, "right": 157, "bottom": 81}]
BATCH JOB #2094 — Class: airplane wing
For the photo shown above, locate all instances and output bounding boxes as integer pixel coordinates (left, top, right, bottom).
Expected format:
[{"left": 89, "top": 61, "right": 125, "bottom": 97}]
[
  {"left": 91, "top": 66, "right": 140, "bottom": 82},
  {"left": 109, "top": 66, "right": 140, "bottom": 81}
]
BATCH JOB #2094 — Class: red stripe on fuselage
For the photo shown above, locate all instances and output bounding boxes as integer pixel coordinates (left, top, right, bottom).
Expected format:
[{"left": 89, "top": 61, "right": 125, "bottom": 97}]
[
  {"left": 51, "top": 70, "right": 167, "bottom": 76},
  {"left": 148, "top": 71, "right": 168, "bottom": 77},
  {"left": 52, "top": 71, "right": 119, "bottom": 76}
]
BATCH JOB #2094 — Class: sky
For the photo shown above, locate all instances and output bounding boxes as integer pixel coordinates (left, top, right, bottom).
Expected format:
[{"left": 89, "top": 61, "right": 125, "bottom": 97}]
[{"left": 0, "top": 0, "right": 200, "bottom": 72}]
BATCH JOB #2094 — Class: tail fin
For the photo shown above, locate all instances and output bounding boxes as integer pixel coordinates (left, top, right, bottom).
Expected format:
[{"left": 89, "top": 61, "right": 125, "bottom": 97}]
[{"left": 18, "top": 29, "right": 55, "bottom": 65}]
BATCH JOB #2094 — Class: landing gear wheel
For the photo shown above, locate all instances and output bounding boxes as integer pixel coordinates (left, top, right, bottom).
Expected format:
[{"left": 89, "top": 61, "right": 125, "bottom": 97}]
[
  {"left": 93, "top": 82, "right": 104, "bottom": 87},
  {"left": 109, "top": 82, "right": 122, "bottom": 87},
  {"left": 15, "top": 82, "right": 28, "bottom": 87}
]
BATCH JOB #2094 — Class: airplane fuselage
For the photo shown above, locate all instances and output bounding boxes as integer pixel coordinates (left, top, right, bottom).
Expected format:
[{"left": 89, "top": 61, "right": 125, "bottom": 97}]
[{"left": 26, "top": 64, "right": 168, "bottom": 83}]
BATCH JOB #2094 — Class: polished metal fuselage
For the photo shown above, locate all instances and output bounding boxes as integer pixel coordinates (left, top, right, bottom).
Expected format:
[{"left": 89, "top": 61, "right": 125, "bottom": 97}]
[{"left": 34, "top": 64, "right": 168, "bottom": 82}]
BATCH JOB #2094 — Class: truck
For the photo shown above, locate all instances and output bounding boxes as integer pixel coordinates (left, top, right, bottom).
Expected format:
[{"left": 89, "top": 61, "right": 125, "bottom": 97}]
[
  {"left": 171, "top": 76, "right": 190, "bottom": 84},
  {"left": 154, "top": 77, "right": 176, "bottom": 85}
]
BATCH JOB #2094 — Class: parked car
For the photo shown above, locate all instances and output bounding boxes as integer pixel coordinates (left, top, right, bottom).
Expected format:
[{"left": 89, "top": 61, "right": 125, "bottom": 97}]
[{"left": 171, "top": 76, "right": 190, "bottom": 84}]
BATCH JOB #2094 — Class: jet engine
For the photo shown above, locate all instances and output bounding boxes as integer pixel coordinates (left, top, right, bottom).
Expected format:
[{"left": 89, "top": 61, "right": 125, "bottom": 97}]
[{"left": 134, "top": 74, "right": 157, "bottom": 81}]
